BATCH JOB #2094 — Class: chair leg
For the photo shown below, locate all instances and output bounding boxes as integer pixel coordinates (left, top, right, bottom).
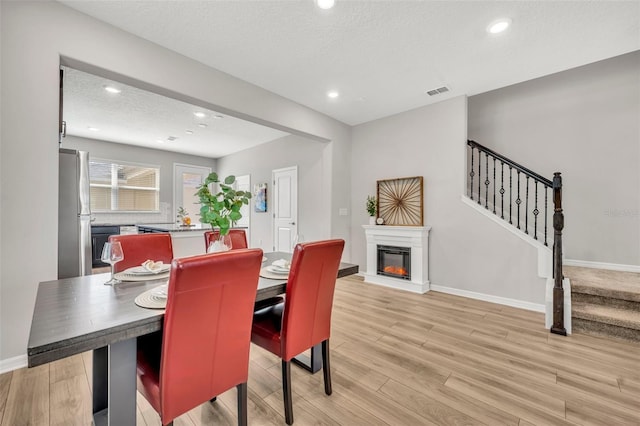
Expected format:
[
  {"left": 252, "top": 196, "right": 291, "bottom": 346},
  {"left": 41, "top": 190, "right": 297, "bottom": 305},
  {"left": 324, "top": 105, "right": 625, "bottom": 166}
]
[
  {"left": 209, "top": 396, "right": 217, "bottom": 403},
  {"left": 322, "top": 339, "right": 332, "bottom": 395},
  {"left": 282, "top": 360, "right": 294, "bottom": 425},
  {"left": 236, "top": 382, "right": 247, "bottom": 426}
]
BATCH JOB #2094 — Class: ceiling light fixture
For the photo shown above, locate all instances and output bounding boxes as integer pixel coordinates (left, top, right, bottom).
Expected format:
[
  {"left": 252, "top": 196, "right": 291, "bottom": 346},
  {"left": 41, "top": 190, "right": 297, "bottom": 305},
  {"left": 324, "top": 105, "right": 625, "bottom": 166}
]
[
  {"left": 487, "top": 18, "right": 511, "bottom": 34},
  {"left": 185, "top": 130, "right": 194, "bottom": 135},
  {"left": 198, "top": 123, "right": 208, "bottom": 128},
  {"left": 327, "top": 91, "right": 339, "bottom": 99},
  {"left": 214, "top": 115, "right": 224, "bottom": 119},
  {"left": 156, "top": 139, "right": 164, "bottom": 144},
  {"left": 104, "top": 86, "right": 121, "bottom": 94},
  {"left": 88, "top": 127, "right": 100, "bottom": 131},
  {"left": 194, "top": 112, "right": 206, "bottom": 118},
  {"left": 316, "top": 0, "right": 335, "bottom": 10}
]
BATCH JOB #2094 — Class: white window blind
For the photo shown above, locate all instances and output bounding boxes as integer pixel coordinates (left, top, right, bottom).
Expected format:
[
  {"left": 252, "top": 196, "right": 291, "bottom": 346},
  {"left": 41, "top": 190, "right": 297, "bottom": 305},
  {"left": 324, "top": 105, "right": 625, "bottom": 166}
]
[{"left": 89, "top": 160, "right": 160, "bottom": 212}]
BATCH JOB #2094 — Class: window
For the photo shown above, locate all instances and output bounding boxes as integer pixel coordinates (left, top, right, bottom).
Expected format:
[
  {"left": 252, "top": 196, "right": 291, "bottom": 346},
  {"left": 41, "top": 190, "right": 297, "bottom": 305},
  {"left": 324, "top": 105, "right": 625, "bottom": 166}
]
[{"left": 90, "top": 160, "right": 160, "bottom": 212}]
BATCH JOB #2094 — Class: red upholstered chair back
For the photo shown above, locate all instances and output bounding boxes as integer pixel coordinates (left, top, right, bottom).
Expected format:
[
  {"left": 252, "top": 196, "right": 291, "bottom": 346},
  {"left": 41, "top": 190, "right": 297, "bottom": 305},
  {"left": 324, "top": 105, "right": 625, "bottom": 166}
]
[
  {"left": 203, "top": 229, "right": 248, "bottom": 251},
  {"left": 109, "top": 234, "right": 173, "bottom": 273},
  {"left": 281, "top": 239, "right": 345, "bottom": 361},
  {"left": 160, "top": 249, "right": 263, "bottom": 422}
]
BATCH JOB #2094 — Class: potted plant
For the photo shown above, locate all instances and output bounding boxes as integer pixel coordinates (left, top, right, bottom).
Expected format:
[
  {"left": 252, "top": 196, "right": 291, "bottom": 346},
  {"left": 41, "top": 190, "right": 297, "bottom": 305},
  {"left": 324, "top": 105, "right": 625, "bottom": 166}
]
[
  {"left": 196, "top": 172, "right": 251, "bottom": 251},
  {"left": 176, "top": 206, "right": 191, "bottom": 226},
  {"left": 366, "top": 195, "right": 377, "bottom": 225}
]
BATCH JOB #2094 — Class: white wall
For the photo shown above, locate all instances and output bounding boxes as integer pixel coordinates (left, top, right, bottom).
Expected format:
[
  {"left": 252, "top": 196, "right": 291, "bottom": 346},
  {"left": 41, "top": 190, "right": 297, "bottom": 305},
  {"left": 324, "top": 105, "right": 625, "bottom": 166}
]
[
  {"left": 0, "top": 1, "right": 351, "bottom": 365},
  {"left": 351, "top": 96, "right": 544, "bottom": 305},
  {"left": 469, "top": 51, "right": 640, "bottom": 266},
  {"left": 217, "top": 135, "right": 327, "bottom": 252},
  {"left": 62, "top": 135, "right": 217, "bottom": 224}
]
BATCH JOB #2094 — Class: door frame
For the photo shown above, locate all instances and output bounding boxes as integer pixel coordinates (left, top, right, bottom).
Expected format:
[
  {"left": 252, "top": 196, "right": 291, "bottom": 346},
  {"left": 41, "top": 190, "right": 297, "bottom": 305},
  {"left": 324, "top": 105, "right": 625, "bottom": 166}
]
[
  {"left": 172, "top": 163, "right": 212, "bottom": 223},
  {"left": 272, "top": 165, "right": 298, "bottom": 253}
]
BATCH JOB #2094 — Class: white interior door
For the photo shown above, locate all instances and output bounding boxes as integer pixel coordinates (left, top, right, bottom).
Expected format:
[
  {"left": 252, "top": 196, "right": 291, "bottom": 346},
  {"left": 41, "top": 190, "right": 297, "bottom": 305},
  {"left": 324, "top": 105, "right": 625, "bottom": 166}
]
[
  {"left": 273, "top": 166, "right": 298, "bottom": 252},
  {"left": 234, "top": 174, "right": 251, "bottom": 243},
  {"left": 173, "top": 164, "right": 211, "bottom": 223}
]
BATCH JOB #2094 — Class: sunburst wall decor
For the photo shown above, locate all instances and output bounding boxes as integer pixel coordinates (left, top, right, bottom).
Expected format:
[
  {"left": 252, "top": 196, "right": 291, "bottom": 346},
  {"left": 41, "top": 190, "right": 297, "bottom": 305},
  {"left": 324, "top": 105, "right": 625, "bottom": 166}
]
[{"left": 376, "top": 176, "right": 424, "bottom": 226}]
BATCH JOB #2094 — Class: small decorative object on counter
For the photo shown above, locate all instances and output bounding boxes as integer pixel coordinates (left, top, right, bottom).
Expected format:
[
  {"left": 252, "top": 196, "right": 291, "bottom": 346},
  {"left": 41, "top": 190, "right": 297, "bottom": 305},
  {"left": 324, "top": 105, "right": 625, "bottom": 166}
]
[
  {"left": 366, "top": 195, "right": 377, "bottom": 225},
  {"left": 176, "top": 206, "right": 191, "bottom": 226},
  {"left": 376, "top": 217, "right": 384, "bottom": 225}
]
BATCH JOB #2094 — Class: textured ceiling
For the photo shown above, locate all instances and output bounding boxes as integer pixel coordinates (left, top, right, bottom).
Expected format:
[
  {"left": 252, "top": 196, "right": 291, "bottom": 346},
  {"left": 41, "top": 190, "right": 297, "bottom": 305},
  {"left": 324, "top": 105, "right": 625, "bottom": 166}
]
[
  {"left": 60, "top": 1, "right": 639, "bottom": 127},
  {"left": 63, "top": 67, "right": 289, "bottom": 158}
]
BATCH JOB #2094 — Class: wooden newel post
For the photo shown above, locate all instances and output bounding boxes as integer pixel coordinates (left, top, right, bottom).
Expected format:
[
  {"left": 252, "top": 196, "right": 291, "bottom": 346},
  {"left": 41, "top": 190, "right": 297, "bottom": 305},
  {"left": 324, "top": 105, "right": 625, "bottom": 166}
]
[{"left": 551, "top": 172, "right": 567, "bottom": 335}]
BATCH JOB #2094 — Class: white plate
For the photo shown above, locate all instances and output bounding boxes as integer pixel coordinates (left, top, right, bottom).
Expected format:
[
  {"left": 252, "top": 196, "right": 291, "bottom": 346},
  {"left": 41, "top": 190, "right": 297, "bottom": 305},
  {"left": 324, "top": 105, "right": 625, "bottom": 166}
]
[
  {"left": 266, "top": 265, "right": 290, "bottom": 275},
  {"left": 125, "top": 264, "right": 171, "bottom": 275},
  {"left": 151, "top": 284, "right": 168, "bottom": 299}
]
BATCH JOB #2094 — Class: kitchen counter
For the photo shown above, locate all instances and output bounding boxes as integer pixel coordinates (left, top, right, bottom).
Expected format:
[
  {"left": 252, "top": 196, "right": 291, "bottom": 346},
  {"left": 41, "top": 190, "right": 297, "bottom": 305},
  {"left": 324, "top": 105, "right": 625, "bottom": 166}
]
[
  {"left": 136, "top": 223, "right": 213, "bottom": 233},
  {"left": 136, "top": 223, "right": 245, "bottom": 258}
]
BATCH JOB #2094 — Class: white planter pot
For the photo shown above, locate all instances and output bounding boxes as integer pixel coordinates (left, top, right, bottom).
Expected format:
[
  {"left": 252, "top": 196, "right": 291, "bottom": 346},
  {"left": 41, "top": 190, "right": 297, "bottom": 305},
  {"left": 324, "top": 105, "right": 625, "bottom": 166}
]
[{"left": 369, "top": 216, "right": 376, "bottom": 225}]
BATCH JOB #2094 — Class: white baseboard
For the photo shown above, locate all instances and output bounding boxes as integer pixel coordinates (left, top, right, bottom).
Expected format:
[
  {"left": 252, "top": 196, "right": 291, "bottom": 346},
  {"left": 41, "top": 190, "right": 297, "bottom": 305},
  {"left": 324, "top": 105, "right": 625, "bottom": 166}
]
[
  {"left": 0, "top": 354, "right": 27, "bottom": 374},
  {"left": 564, "top": 259, "right": 640, "bottom": 273},
  {"left": 430, "top": 284, "right": 545, "bottom": 313}
]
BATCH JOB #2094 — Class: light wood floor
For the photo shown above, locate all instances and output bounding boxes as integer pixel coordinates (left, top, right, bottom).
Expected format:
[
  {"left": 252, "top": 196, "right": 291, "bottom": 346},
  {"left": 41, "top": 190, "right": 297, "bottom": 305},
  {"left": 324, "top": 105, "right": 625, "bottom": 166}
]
[{"left": 2, "top": 275, "right": 640, "bottom": 425}]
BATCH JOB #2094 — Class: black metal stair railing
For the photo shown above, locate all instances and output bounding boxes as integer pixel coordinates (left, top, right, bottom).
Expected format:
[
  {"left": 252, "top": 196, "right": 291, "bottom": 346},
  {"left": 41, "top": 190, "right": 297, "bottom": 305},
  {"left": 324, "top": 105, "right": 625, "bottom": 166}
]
[
  {"left": 467, "top": 139, "right": 553, "bottom": 245},
  {"left": 467, "top": 139, "right": 566, "bottom": 335}
]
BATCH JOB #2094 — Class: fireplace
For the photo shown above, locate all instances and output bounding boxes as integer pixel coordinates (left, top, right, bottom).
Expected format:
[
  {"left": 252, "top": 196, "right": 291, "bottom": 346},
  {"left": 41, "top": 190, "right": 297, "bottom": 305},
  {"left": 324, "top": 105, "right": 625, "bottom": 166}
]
[
  {"left": 362, "top": 225, "right": 431, "bottom": 293},
  {"left": 377, "top": 245, "right": 411, "bottom": 280}
]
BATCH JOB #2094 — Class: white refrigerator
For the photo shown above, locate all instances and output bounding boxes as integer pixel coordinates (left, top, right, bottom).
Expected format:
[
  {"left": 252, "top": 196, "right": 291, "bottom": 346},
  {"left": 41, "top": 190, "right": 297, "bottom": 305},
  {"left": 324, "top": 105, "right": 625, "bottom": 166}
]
[{"left": 58, "top": 148, "right": 92, "bottom": 278}]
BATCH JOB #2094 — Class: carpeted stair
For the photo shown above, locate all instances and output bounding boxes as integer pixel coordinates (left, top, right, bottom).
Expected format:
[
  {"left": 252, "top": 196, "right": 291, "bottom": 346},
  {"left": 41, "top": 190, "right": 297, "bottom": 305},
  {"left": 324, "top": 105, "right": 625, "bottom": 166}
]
[{"left": 565, "top": 266, "right": 640, "bottom": 343}]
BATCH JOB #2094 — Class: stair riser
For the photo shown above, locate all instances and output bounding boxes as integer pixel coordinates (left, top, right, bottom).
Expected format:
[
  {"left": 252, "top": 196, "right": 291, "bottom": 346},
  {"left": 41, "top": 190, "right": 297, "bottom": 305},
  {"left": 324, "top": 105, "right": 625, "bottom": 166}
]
[
  {"left": 573, "top": 318, "right": 640, "bottom": 343},
  {"left": 571, "top": 284, "right": 640, "bottom": 303},
  {"left": 572, "top": 292, "right": 640, "bottom": 310}
]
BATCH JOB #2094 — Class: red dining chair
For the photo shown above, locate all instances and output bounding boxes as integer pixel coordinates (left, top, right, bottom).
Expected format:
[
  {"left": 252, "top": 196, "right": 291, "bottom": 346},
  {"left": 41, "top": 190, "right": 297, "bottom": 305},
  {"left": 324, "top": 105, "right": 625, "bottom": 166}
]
[
  {"left": 204, "top": 229, "right": 248, "bottom": 251},
  {"left": 251, "top": 239, "right": 345, "bottom": 425},
  {"left": 136, "top": 248, "right": 263, "bottom": 426},
  {"left": 109, "top": 233, "right": 173, "bottom": 273}
]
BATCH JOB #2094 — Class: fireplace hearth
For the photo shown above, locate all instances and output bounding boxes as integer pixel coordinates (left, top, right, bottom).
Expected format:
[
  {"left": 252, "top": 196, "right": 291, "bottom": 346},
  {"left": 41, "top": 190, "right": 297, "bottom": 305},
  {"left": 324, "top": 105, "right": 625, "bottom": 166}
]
[{"left": 362, "top": 225, "right": 431, "bottom": 294}]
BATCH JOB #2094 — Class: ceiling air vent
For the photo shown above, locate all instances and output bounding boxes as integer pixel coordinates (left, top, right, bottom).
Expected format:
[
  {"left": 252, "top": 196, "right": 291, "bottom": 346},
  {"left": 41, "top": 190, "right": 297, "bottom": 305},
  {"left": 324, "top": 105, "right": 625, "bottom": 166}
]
[
  {"left": 426, "top": 86, "right": 450, "bottom": 96},
  {"left": 167, "top": 136, "right": 178, "bottom": 141}
]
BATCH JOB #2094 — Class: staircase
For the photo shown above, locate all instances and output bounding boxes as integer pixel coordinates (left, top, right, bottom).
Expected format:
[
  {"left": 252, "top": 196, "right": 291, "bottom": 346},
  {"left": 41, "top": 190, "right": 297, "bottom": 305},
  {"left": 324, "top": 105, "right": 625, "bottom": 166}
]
[
  {"left": 566, "top": 265, "right": 640, "bottom": 343},
  {"left": 466, "top": 139, "right": 567, "bottom": 334}
]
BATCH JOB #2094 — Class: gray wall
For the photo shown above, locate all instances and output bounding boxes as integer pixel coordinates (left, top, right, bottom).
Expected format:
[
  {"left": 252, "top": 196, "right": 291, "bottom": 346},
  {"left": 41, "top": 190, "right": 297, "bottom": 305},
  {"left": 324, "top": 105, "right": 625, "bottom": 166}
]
[
  {"left": 62, "top": 135, "right": 217, "bottom": 223},
  {"left": 217, "top": 135, "right": 327, "bottom": 252},
  {"left": 469, "top": 51, "right": 640, "bottom": 266},
  {"left": 351, "top": 96, "right": 544, "bottom": 305},
  {"left": 0, "top": 1, "right": 351, "bottom": 364}
]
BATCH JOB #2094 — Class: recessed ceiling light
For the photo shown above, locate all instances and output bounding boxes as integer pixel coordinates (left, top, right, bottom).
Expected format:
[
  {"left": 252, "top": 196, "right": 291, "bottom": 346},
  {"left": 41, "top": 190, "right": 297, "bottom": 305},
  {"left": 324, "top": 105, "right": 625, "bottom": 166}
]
[
  {"left": 327, "top": 91, "right": 339, "bottom": 99},
  {"left": 104, "top": 86, "right": 121, "bottom": 94},
  {"left": 88, "top": 127, "right": 99, "bottom": 131},
  {"left": 198, "top": 123, "right": 208, "bottom": 128},
  {"left": 214, "top": 115, "right": 224, "bottom": 119},
  {"left": 487, "top": 18, "right": 511, "bottom": 34},
  {"left": 316, "top": 0, "right": 335, "bottom": 9},
  {"left": 185, "top": 130, "right": 194, "bottom": 135},
  {"left": 194, "top": 112, "right": 206, "bottom": 118},
  {"left": 156, "top": 139, "right": 164, "bottom": 144}
]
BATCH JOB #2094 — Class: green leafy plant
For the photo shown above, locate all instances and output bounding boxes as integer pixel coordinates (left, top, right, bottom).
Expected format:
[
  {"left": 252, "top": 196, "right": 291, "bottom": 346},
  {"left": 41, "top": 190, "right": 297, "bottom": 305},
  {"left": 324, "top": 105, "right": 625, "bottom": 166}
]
[
  {"left": 176, "top": 206, "right": 189, "bottom": 220},
  {"left": 196, "top": 172, "right": 251, "bottom": 236},
  {"left": 366, "top": 195, "right": 377, "bottom": 217}
]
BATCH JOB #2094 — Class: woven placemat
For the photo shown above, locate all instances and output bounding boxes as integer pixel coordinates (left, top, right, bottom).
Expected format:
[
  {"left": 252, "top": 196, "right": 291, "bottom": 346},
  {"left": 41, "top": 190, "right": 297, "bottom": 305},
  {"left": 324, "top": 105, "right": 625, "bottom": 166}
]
[
  {"left": 260, "top": 267, "right": 289, "bottom": 280},
  {"left": 115, "top": 271, "right": 170, "bottom": 282},
  {"left": 134, "top": 285, "right": 168, "bottom": 309}
]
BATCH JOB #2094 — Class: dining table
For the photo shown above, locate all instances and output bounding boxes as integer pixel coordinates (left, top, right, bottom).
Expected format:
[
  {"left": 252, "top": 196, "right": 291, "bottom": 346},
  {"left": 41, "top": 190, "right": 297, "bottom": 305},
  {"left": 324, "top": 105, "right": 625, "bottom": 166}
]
[{"left": 27, "top": 251, "right": 357, "bottom": 426}]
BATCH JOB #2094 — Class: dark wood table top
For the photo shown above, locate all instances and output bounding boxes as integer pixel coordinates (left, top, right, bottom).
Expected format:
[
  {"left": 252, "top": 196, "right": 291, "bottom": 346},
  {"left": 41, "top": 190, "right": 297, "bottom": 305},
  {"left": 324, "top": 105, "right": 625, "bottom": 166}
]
[{"left": 28, "top": 251, "right": 357, "bottom": 367}]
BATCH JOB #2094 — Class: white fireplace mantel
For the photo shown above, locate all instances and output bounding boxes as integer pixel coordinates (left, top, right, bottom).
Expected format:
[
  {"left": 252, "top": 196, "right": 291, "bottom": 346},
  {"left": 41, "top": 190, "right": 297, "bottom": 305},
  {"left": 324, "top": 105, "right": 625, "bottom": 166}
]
[{"left": 362, "top": 225, "right": 431, "bottom": 294}]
